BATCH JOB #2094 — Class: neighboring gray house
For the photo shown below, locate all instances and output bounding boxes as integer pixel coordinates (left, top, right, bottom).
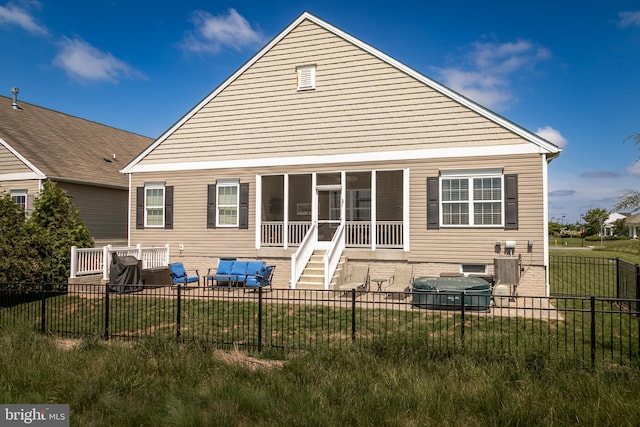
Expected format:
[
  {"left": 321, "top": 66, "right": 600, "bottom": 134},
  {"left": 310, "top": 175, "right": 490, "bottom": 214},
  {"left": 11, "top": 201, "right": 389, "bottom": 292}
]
[{"left": 0, "top": 93, "right": 153, "bottom": 243}]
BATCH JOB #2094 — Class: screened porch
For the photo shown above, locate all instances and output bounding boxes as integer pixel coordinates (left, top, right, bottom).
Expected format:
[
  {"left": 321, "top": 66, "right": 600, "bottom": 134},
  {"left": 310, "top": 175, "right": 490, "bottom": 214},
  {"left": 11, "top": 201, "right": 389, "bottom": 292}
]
[{"left": 258, "top": 170, "right": 407, "bottom": 250}]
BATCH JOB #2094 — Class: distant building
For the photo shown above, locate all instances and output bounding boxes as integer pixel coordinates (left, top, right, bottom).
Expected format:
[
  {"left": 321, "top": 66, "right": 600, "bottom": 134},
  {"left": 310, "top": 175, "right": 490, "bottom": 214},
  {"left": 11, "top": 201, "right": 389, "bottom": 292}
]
[
  {"left": 0, "top": 92, "right": 152, "bottom": 244},
  {"left": 603, "top": 212, "right": 631, "bottom": 237}
]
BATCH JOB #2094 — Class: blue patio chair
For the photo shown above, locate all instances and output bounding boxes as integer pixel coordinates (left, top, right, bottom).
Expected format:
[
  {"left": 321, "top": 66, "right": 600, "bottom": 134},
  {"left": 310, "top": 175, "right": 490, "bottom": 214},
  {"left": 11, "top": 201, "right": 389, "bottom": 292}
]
[
  {"left": 244, "top": 265, "right": 275, "bottom": 292},
  {"left": 169, "top": 262, "right": 200, "bottom": 286}
]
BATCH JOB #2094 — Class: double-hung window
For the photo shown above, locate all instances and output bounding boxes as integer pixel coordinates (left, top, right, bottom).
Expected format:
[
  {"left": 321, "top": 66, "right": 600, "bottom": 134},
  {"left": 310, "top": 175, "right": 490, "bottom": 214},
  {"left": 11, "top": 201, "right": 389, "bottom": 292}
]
[
  {"left": 144, "top": 183, "right": 165, "bottom": 227},
  {"left": 217, "top": 180, "right": 240, "bottom": 227},
  {"left": 441, "top": 170, "right": 503, "bottom": 227},
  {"left": 10, "top": 190, "right": 27, "bottom": 213}
]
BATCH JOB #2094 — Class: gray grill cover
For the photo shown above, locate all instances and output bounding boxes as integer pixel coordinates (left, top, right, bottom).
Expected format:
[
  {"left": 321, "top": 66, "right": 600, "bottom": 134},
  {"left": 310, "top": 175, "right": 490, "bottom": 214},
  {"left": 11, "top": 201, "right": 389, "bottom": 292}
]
[{"left": 108, "top": 253, "right": 143, "bottom": 293}]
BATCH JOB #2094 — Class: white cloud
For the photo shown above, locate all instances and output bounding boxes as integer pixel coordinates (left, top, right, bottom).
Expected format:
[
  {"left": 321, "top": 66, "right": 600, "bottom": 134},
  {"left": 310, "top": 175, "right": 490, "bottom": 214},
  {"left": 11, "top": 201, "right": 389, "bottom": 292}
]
[
  {"left": 181, "top": 8, "right": 264, "bottom": 53},
  {"left": 627, "top": 160, "right": 640, "bottom": 175},
  {"left": 619, "top": 11, "right": 640, "bottom": 27},
  {"left": 53, "top": 37, "right": 143, "bottom": 83},
  {"left": 535, "top": 126, "right": 568, "bottom": 148},
  {"left": 0, "top": 1, "right": 47, "bottom": 35},
  {"left": 433, "top": 38, "right": 551, "bottom": 111}
]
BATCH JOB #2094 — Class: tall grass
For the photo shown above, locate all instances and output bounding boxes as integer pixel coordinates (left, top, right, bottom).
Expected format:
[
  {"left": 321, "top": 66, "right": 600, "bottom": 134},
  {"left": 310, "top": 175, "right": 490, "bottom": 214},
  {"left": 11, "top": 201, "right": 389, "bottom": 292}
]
[{"left": 1, "top": 326, "right": 640, "bottom": 426}]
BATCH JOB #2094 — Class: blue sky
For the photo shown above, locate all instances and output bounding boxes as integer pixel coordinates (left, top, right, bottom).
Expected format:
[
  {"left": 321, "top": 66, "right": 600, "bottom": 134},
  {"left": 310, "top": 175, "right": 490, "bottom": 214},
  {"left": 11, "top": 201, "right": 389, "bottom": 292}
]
[{"left": 1, "top": 1, "right": 639, "bottom": 225}]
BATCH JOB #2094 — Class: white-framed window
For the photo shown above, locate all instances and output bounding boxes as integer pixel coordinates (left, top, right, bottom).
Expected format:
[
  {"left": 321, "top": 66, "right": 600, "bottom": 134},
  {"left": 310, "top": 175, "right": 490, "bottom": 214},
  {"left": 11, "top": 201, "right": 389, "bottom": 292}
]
[
  {"left": 144, "top": 183, "right": 165, "bottom": 227},
  {"left": 441, "top": 170, "right": 503, "bottom": 227},
  {"left": 296, "top": 64, "right": 316, "bottom": 91},
  {"left": 217, "top": 180, "right": 240, "bottom": 227},
  {"left": 10, "top": 190, "right": 27, "bottom": 212}
]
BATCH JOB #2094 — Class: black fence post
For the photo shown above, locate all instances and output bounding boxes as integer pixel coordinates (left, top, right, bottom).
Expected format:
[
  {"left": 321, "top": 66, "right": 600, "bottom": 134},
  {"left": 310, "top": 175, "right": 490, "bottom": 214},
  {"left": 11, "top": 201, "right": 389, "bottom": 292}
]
[
  {"left": 636, "top": 265, "right": 640, "bottom": 313},
  {"left": 460, "top": 291, "right": 466, "bottom": 353},
  {"left": 590, "top": 296, "right": 596, "bottom": 369},
  {"left": 258, "top": 286, "right": 263, "bottom": 353},
  {"left": 351, "top": 289, "right": 356, "bottom": 343},
  {"left": 40, "top": 282, "right": 46, "bottom": 335},
  {"left": 176, "top": 284, "right": 181, "bottom": 342},
  {"left": 615, "top": 258, "right": 620, "bottom": 299},
  {"left": 104, "top": 282, "right": 110, "bottom": 341}
]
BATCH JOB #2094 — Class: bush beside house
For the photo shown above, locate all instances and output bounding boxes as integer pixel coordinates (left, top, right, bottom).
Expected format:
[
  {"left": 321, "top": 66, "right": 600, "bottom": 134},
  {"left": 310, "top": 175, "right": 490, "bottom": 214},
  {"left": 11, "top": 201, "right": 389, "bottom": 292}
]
[{"left": 0, "top": 181, "right": 93, "bottom": 286}]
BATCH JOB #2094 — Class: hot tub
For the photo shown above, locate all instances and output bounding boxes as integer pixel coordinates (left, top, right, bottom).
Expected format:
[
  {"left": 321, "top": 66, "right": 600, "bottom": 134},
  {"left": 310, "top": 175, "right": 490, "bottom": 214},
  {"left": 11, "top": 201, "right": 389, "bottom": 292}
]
[{"left": 411, "top": 276, "right": 491, "bottom": 310}]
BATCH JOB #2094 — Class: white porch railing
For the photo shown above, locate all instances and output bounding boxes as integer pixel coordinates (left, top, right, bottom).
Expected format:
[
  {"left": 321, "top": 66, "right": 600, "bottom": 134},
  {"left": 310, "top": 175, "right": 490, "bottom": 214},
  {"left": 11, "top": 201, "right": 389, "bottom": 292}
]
[
  {"left": 70, "top": 244, "right": 170, "bottom": 281},
  {"left": 375, "top": 221, "right": 404, "bottom": 248},
  {"left": 261, "top": 221, "right": 312, "bottom": 247},
  {"left": 261, "top": 221, "right": 403, "bottom": 248},
  {"left": 323, "top": 224, "right": 345, "bottom": 289},
  {"left": 290, "top": 223, "right": 317, "bottom": 288}
]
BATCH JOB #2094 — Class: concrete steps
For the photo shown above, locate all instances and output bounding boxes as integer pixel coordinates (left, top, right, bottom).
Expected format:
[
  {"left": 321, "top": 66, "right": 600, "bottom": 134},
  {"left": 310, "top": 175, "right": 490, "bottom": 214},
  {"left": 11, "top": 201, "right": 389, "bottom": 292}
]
[{"left": 296, "top": 251, "right": 345, "bottom": 290}]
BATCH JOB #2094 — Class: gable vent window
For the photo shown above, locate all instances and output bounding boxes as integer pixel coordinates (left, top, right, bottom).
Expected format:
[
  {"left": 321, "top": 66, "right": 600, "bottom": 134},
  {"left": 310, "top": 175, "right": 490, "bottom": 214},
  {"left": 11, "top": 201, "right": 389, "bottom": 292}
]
[{"left": 296, "top": 65, "right": 316, "bottom": 91}]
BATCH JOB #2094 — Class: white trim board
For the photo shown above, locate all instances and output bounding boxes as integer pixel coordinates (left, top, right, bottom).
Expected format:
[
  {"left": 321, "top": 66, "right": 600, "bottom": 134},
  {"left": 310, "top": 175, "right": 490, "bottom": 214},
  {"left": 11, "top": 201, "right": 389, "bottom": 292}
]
[{"left": 127, "top": 143, "right": 543, "bottom": 174}]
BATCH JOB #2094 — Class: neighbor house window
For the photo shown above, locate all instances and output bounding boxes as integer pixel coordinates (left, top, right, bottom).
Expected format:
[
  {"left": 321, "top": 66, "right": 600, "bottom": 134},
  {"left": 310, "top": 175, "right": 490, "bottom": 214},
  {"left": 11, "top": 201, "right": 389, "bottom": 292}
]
[
  {"left": 10, "top": 190, "right": 27, "bottom": 212},
  {"left": 217, "top": 181, "right": 240, "bottom": 227},
  {"left": 145, "top": 183, "right": 165, "bottom": 227},
  {"left": 296, "top": 65, "right": 316, "bottom": 90},
  {"left": 441, "top": 170, "right": 503, "bottom": 227}
]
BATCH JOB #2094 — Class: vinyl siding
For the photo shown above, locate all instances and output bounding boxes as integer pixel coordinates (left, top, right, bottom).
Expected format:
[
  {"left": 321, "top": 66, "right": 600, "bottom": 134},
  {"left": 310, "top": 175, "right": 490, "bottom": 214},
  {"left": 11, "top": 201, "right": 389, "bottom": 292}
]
[
  {"left": 57, "top": 182, "right": 128, "bottom": 240},
  {"left": 130, "top": 171, "right": 258, "bottom": 260},
  {"left": 140, "top": 19, "right": 525, "bottom": 165},
  {"left": 408, "top": 153, "right": 545, "bottom": 266},
  {"left": 0, "top": 144, "right": 33, "bottom": 174},
  {"left": 0, "top": 179, "right": 40, "bottom": 197},
  {"left": 130, "top": 152, "right": 545, "bottom": 266}
]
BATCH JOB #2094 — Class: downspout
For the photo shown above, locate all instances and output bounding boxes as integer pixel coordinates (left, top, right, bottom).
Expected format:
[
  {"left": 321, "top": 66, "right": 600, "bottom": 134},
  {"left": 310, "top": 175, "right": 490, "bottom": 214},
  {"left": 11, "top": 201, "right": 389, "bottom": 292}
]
[
  {"left": 127, "top": 173, "right": 132, "bottom": 247},
  {"left": 542, "top": 153, "right": 549, "bottom": 297}
]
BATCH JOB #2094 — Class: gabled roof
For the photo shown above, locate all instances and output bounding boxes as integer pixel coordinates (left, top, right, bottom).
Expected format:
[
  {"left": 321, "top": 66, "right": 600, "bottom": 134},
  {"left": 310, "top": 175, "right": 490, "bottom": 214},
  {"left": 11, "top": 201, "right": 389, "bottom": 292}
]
[
  {"left": 0, "top": 95, "right": 152, "bottom": 188},
  {"left": 122, "top": 11, "right": 561, "bottom": 174}
]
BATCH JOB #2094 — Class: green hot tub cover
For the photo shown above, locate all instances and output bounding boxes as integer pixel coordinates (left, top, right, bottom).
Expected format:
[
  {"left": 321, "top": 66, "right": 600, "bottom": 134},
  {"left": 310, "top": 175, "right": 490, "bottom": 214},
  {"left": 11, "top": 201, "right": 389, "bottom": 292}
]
[{"left": 411, "top": 276, "right": 491, "bottom": 310}]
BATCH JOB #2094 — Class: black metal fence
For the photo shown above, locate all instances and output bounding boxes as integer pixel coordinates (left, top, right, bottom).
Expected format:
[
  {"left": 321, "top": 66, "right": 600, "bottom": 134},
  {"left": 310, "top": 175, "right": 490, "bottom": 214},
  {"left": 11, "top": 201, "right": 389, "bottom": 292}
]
[
  {"left": 1, "top": 282, "right": 639, "bottom": 368},
  {"left": 549, "top": 255, "right": 640, "bottom": 311}
]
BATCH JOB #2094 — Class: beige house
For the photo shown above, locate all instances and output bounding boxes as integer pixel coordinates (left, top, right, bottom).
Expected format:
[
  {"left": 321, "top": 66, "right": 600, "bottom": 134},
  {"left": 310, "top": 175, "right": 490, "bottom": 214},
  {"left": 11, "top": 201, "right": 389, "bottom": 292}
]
[
  {"left": 0, "top": 93, "right": 152, "bottom": 243},
  {"left": 122, "top": 12, "right": 561, "bottom": 295}
]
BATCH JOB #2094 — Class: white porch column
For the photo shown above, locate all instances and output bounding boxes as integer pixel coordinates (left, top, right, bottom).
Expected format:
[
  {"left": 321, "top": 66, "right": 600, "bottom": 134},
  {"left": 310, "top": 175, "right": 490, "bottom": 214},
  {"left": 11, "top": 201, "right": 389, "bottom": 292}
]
[
  {"left": 371, "top": 170, "right": 377, "bottom": 251},
  {"left": 403, "top": 168, "right": 410, "bottom": 251}
]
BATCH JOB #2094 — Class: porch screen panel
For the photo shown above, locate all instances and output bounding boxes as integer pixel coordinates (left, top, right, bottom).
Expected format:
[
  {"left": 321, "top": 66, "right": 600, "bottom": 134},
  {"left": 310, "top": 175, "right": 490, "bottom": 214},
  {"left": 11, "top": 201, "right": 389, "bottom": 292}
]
[
  {"left": 262, "top": 175, "right": 284, "bottom": 221},
  {"left": 376, "top": 170, "right": 403, "bottom": 221},
  {"left": 288, "top": 174, "right": 312, "bottom": 245},
  {"left": 376, "top": 170, "right": 403, "bottom": 247},
  {"left": 346, "top": 172, "right": 371, "bottom": 246}
]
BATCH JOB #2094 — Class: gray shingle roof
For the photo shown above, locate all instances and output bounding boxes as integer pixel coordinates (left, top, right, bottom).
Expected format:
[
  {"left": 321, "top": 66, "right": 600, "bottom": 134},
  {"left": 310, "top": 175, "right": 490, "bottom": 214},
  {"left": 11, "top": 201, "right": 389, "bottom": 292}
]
[{"left": 0, "top": 95, "right": 152, "bottom": 188}]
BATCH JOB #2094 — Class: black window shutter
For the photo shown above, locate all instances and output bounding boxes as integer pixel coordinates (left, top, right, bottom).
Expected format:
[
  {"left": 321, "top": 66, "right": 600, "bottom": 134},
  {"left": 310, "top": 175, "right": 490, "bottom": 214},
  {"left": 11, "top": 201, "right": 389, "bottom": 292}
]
[
  {"left": 504, "top": 174, "right": 518, "bottom": 230},
  {"left": 136, "top": 187, "right": 144, "bottom": 229},
  {"left": 164, "top": 186, "right": 174, "bottom": 230},
  {"left": 427, "top": 177, "right": 439, "bottom": 230},
  {"left": 207, "top": 184, "right": 217, "bottom": 229},
  {"left": 239, "top": 183, "right": 249, "bottom": 229}
]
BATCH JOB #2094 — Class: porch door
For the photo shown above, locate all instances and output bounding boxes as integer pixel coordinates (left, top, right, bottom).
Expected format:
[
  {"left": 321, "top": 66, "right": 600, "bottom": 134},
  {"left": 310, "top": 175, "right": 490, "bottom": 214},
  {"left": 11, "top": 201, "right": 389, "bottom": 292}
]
[{"left": 316, "top": 187, "right": 342, "bottom": 245}]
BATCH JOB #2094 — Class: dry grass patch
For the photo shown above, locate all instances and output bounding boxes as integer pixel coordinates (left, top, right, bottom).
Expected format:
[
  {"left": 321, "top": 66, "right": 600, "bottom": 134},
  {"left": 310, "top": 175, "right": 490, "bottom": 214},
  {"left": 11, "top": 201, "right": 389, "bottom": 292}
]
[{"left": 214, "top": 346, "right": 284, "bottom": 372}]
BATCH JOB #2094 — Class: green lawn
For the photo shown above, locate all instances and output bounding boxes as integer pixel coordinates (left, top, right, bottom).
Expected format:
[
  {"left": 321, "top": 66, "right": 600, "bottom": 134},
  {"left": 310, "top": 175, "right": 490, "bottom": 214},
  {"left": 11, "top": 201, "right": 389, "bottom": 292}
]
[{"left": 1, "top": 326, "right": 639, "bottom": 426}]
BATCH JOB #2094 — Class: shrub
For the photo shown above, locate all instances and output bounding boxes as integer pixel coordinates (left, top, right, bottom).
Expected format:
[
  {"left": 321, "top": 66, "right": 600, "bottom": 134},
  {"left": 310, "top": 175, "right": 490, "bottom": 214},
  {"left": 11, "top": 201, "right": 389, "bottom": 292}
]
[{"left": 0, "top": 181, "right": 93, "bottom": 286}]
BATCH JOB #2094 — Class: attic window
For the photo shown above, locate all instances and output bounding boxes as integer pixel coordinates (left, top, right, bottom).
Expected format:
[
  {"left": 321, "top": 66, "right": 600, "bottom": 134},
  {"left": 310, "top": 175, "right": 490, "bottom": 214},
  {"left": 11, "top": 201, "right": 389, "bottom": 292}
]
[{"left": 296, "top": 65, "right": 316, "bottom": 91}]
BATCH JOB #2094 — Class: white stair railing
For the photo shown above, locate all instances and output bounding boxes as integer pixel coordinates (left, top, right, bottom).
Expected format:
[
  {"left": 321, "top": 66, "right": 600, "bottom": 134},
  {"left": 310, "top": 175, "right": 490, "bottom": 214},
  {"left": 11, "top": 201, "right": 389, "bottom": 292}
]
[
  {"left": 290, "top": 223, "right": 317, "bottom": 288},
  {"left": 323, "top": 224, "right": 345, "bottom": 289}
]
